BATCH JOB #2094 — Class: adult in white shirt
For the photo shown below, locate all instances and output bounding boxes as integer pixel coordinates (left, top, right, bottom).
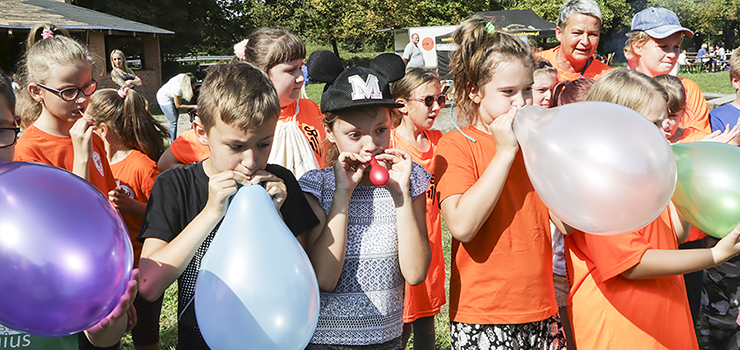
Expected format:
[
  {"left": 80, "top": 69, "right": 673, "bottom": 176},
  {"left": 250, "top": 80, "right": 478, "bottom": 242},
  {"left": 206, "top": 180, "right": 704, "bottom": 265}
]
[
  {"left": 402, "top": 33, "right": 425, "bottom": 68},
  {"left": 156, "top": 73, "right": 197, "bottom": 143}
]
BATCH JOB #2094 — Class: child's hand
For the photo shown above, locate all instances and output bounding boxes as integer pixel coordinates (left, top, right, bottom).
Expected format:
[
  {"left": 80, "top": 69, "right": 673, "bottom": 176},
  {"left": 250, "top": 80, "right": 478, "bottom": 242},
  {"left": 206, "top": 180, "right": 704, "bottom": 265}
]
[
  {"left": 711, "top": 224, "right": 740, "bottom": 264},
  {"left": 333, "top": 152, "right": 369, "bottom": 192},
  {"left": 204, "top": 170, "right": 249, "bottom": 218},
  {"left": 248, "top": 170, "right": 287, "bottom": 210},
  {"left": 87, "top": 269, "right": 139, "bottom": 334},
  {"left": 375, "top": 149, "right": 412, "bottom": 199},
  {"left": 487, "top": 106, "right": 520, "bottom": 153},
  {"left": 108, "top": 186, "right": 134, "bottom": 210},
  {"left": 702, "top": 123, "right": 740, "bottom": 146},
  {"left": 70, "top": 114, "right": 96, "bottom": 159}
]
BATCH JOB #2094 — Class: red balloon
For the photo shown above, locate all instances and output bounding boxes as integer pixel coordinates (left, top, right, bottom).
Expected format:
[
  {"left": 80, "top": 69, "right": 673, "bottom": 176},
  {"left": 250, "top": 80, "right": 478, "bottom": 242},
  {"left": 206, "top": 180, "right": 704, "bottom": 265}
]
[{"left": 369, "top": 157, "right": 389, "bottom": 187}]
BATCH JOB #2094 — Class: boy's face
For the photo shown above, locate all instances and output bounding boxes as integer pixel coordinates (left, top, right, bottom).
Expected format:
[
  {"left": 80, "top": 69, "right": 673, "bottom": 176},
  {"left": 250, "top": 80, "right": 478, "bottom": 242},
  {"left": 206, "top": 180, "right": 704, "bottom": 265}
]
[
  {"left": 197, "top": 116, "right": 277, "bottom": 179},
  {"left": 532, "top": 71, "right": 557, "bottom": 107},
  {"left": 268, "top": 59, "right": 305, "bottom": 108},
  {"left": 326, "top": 107, "right": 391, "bottom": 158},
  {"left": 662, "top": 109, "right": 683, "bottom": 139},
  {"left": 634, "top": 33, "right": 682, "bottom": 77},
  {"left": 0, "top": 96, "right": 15, "bottom": 162}
]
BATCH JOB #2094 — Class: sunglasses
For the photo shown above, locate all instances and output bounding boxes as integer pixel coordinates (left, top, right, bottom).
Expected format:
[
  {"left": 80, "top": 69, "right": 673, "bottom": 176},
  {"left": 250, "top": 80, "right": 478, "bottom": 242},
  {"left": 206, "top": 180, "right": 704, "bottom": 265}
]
[
  {"left": 0, "top": 127, "right": 20, "bottom": 149},
  {"left": 36, "top": 80, "right": 98, "bottom": 102},
  {"left": 408, "top": 94, "right": 446, "bottom": 108}
]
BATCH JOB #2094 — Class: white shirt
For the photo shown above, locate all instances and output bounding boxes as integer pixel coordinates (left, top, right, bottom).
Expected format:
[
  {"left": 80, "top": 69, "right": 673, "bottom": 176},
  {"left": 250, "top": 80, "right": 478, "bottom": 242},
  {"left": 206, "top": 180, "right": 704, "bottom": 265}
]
[
  {"left": 402, "top": 42, "right": 425, "bottom": 68},
  {"left": 156, "top": 73, "right": 187, "bottom": 106}
]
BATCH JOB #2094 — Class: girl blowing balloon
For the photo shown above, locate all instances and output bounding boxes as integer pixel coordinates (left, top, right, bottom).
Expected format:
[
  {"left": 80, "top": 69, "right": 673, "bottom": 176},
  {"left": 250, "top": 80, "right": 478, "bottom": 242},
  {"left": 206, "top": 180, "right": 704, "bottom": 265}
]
[
  {"left": 87, "top": 87, "right": 169, "bottom": 350},
  {"left": 0, "top": 60, "right": 138, "bottom": 350},
  {"left": 434, "top": 17, "right": 566, "bottom": 349},
  {"left": 300, "top": 51, "right": 431, "bottom": 349},
  {"left": 389, "top": 67, "right": 446, "bottom": 349},
  {"left": 557, "top": 68, "right": 740, "bottom": 350}
]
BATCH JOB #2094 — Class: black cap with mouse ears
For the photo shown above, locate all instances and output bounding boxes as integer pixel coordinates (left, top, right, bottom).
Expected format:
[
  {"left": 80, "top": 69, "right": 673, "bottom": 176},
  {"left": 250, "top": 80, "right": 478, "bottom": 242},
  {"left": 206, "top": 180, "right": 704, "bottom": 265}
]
[{"left": 307, "top": 50, "right": 405, "bottom": 113}]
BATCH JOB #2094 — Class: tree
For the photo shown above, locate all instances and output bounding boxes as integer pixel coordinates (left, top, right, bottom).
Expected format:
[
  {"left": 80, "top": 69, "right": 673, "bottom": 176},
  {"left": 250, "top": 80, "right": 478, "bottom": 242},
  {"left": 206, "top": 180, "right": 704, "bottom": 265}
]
[{"left": 650, "top": 0, "right": 740, "bottom": 49}]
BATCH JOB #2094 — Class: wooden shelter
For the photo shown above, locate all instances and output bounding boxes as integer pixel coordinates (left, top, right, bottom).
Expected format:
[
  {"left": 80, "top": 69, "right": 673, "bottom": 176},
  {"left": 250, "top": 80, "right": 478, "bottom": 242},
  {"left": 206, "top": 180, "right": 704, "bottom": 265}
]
[{"left": 0, "top": 0, "right": 174, "bottom": 104}]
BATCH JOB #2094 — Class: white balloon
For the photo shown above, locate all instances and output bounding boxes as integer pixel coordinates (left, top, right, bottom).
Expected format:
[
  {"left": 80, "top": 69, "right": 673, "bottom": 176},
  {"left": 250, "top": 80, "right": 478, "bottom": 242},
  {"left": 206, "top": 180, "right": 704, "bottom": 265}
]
[{"left": 513, "top": 102, "right": 677, "bottom": 235}]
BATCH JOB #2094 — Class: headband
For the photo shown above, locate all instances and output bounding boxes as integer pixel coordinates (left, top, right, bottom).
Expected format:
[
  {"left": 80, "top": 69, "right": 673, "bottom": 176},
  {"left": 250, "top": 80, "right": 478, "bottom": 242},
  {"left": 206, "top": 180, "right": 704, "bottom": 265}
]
[
  {"left": 118, "top": 87, "right": 129, "bottom": 99},
  {"left": 41, "top": 29, "right": 55, "bottom": 39}
]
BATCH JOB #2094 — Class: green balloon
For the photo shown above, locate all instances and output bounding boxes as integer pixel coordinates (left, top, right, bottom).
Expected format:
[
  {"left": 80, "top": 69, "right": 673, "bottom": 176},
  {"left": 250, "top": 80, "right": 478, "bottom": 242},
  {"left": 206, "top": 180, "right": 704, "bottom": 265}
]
[{"left": 672, "top": 142, "right": 740, "bottom": 238}]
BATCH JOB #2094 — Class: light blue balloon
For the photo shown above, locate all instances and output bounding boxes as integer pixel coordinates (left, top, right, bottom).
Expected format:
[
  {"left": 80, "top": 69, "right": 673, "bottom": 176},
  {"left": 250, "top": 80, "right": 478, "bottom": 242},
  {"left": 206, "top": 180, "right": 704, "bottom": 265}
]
[{"left": 195, "top": 185, "right": 320, "bottom": 350}]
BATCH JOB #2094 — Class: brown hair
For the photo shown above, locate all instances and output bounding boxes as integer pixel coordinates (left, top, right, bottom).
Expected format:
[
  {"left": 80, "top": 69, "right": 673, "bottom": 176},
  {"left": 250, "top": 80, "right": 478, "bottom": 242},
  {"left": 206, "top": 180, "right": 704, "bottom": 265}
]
[
  {"left": 88, "top": 88, "right": 169, "bottom": 160},
  {"left": 586, "top": 68, "right": 668, "bottom": 115},
  {"left": 241, "top": 28, "right": 306, "bottom": 73},
  {"left": 451, "top": 16, "right": 533, "bottom": 125},
  {"left": 197, "top": 62, "right": 280, "bottom": 133},
  {"left": 533, "top": 56, "right": 557, "bottom": 76},
  {"left": 0, "top": 72, "right": 14, "bottom": 116},
  {"left": 389, "top": 67, "right": 441, "bottom": 127},
  {"left": 654, "top": 74, "right": 686, "bottom": 114},
  {"left": 549, "top": 78, "right": 595, "bottom": 108}
]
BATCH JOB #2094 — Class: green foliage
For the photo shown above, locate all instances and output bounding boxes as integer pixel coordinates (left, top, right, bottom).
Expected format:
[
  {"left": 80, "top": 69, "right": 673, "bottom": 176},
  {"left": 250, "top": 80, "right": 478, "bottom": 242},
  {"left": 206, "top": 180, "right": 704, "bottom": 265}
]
[{"left": 651, "top": 0, "right": 740, "bottom": 48}]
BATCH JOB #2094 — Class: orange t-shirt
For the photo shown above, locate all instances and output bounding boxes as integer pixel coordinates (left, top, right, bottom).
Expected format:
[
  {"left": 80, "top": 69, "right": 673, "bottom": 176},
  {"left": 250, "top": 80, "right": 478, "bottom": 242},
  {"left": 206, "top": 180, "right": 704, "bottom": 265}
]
[
  {"left": 280, "top": 98, "right": 325, "bottom": 165},
  {"left": 170, "top": 129, "right": 210, "bottom": 165},
  {"left": 536, "top": 46, "right": 612, "bottom": 81},
  {"left": 392, "top": 129, "right": 446, "bottom": 323},
  {"left": 14, "top": 124, "right": 116, "bottom": 195},
  {"left": 680, "top": 78, "right": 710, "bottom": 134},
  {"left": 676, "top": 126, "right": 709, "bottom": 143},
  {"left": 565, "top": 208, "right": 699, "bottom": 350},
  {"left": 110, "top": 150, "right": 160, "bottom": 267},
  {"left": 435, "top": 126, "right": 556, "bottom": 325}
]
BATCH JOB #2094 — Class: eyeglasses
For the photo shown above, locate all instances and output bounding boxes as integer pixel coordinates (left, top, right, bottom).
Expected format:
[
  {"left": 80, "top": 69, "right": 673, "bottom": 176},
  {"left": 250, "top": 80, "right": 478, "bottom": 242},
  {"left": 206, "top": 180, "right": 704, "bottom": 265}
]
[
  {"left": 35, "top": 80, "right": 98, "bottom": 101},
  {"left": 0, "top": 127, "right": 20, "bottom": 149},
  {"left": 408, "top": 94, "right": 446, "bottom": 108}
]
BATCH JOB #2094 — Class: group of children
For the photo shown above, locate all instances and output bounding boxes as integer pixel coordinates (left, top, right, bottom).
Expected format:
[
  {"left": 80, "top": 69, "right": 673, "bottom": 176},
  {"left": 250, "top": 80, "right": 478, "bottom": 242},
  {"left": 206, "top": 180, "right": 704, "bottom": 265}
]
[{"left": 5, "top": 4, "right": 740, "bottom": 350}]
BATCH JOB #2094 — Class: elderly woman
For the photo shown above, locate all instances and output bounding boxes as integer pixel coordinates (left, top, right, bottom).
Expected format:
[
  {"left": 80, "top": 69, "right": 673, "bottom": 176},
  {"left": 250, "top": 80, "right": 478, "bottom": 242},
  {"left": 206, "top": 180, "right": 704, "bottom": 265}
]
[
  {"left": 110, "top": 49, "right": 142, "bottom": 89},
  {"left": 536, "top": 0, "right": 611, "bottom": 81}
]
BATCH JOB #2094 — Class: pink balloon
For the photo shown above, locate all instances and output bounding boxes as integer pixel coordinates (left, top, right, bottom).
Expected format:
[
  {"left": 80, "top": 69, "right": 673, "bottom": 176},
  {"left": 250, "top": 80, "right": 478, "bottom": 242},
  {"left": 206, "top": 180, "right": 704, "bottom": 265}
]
[
  {"left": 513, "top": 102, "right": 676, "bottom": 235},
  {"left": 0, "top": 161, "right": 133, "bottom": 336}
]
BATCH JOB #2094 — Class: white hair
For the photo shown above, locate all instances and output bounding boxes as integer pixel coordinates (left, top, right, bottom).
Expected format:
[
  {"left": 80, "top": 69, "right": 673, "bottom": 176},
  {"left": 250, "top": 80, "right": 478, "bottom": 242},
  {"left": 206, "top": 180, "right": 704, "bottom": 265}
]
[{"left": 557, "top": 0, "right": 602, "bottom": 28}]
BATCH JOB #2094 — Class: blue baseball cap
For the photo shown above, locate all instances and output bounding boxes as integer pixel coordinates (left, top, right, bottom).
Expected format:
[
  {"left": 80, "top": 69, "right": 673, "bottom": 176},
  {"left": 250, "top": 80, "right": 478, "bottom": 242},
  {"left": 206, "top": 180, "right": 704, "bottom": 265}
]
[{"left": 631, "top": 7, "right": 693, "bottom": 39}]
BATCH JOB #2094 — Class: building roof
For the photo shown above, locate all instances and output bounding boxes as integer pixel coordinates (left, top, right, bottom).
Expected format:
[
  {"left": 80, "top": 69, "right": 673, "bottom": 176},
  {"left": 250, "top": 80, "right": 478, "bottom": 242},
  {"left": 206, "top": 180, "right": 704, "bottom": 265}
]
[{"left": 0, "top": 0, "right": 174, "bottom": 35}]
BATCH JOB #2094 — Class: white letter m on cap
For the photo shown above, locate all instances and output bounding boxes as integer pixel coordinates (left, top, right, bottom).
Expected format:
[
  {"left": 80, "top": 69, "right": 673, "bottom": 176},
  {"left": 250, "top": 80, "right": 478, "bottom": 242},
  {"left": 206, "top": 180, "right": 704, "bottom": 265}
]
[{"left": 348, "top": 74, "right": 382, "bottom": 101}]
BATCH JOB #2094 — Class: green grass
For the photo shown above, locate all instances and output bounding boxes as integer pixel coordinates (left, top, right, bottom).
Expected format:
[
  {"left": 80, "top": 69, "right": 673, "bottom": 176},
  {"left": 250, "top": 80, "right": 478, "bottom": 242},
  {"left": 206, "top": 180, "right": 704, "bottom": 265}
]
[{"left": 680, "top": 70, "right": 736, "bottom": 95}]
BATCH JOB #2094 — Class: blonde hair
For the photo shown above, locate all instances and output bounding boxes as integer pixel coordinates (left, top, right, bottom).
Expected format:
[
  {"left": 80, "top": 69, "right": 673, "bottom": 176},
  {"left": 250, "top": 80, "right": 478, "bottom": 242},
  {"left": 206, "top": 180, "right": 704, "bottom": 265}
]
[
  {"left": 626, "top": 30, "right": 652, "bottom": 57},
  {"left": 451, "top": 16, "right": 533, "bottom": 125},
  {"left": 241, "top": 28, "right": 306, "bottom": 73},
  {"left": 389, "top": 67, "right": 441, "bottom": 127},
  {"left": 88, "top": 89, "right": 169, "bottom": 160},
  {"left": 197, "top": 62, "right": 280, "bottom": 133},
  {"left": 178, "top": 73, "right": 196, "bottom": 103},
  {"left": 586, "top": 68, "right": 668, "bottom": 114},
  {"left": 109, "top": 49, "right": 133, "bottom": 74},
  {"left": 654, "top": 74, "right": 686, "bottom": 114},
  {"left": 730, "top": 52, "right": 740, "bottom": 82}
]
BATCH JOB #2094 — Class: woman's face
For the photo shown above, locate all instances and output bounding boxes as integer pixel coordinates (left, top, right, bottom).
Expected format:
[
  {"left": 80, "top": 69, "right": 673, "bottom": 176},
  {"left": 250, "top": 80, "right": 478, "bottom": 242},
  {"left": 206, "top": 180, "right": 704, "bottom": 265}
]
[
  {"left": 111, "top": 53, "right": 124, "bottom": 69},
  {"left": 634, "top": 33, "right": 682, "bottom": 77}
]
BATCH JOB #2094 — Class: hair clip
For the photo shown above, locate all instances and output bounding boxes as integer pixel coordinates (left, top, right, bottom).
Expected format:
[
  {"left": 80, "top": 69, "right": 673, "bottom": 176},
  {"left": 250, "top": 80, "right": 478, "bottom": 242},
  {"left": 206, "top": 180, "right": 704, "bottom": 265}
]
[
  {"left": 117, "top": 87, "right": 129, "bottom": 99},
  {"left": 537, "top": 60, "right": 553, "bottom": 69},
  {"left": 41, "top": 29, "right": 54, "bottom": 39},
  {"left": 484, "top": 22, "right": 496, "bottom": 34}
]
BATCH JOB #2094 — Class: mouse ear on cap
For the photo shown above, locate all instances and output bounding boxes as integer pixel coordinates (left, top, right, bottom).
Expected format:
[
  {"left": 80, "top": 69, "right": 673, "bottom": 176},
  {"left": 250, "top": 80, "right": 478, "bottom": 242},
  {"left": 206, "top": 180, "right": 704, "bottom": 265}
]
[
  {"left": 307, "top": 50, "right": 344, "bottom": 84},
  {"left": 370, "top": 53, "right": 405, "bottom": 83}
]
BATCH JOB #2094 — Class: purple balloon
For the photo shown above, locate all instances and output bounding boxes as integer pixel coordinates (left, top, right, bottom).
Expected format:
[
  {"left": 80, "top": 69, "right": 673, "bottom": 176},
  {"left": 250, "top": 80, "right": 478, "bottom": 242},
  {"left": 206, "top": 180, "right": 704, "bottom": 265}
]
[{"left": 0, "top": 161, "right": 133, "bottom": 337}]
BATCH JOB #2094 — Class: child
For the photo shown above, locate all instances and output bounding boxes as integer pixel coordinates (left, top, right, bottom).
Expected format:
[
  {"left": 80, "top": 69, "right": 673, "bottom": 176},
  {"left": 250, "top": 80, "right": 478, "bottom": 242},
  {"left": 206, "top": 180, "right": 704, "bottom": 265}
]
[
  {"left": 434, "top": 17, "right": 566, "bottom": 349},
  {"left": 548, "top": 78, "right": 595, "bottom": 108},
  {"left": 137, "top": 62, "right": 319, "bottom": 350},
  {"left": 532, "top": 57, "right": 558, "bottom": 107},
  {"left": 236, "top": 28, "right": 325, "bottom": 177},
  {"left": 301, "top": 50, "right": 431, "bottom": 349},
  {"left": 709, "top": 52, "right": 740, "bottom": 132},
  {"left": 389, "top": 67, "right": 446, "bottom": 349},
  {"left": 14, "top": 23, "right": 117, "bottom": 196},
  {"left": 87, "top": 87, "right": 169, "bottom": 350},
  {"left": 654, "top": 74, "right": 710, "bottom": 143},
  {"left": 560, "top": 68, "right": 740, "bottom": 350},
  {"left": 627, "top": 7, "right": 711, "bottom": 134},
  {"left": 0, "top": 62, "right": 137, "bottom": 350}
]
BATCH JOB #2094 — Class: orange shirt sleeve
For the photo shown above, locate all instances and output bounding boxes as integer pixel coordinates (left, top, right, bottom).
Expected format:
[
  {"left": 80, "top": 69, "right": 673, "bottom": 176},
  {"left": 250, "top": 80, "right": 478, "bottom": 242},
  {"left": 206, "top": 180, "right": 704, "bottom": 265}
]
[
  {"left": 681, "top": 78, "right": 710, "bottom": 134},
  {"left": 576, "top": 230, "right": 652, "bottom": 282},
  {"left": 170, "top": 130, "right": 210, "bottom": 164}
]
